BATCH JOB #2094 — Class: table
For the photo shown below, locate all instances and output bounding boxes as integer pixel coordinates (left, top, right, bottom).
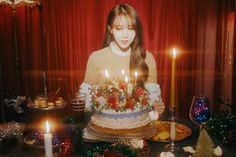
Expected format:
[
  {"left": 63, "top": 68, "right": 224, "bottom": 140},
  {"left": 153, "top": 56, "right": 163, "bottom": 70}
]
[{"left": 1, "top": 112, "right": 235, "bottom": 157}]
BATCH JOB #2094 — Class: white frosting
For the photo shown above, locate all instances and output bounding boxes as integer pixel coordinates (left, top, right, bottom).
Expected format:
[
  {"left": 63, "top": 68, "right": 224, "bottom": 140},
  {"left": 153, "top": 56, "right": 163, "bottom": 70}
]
[{"left": 91, "top": 112, "right": 151, "bottom": 129}]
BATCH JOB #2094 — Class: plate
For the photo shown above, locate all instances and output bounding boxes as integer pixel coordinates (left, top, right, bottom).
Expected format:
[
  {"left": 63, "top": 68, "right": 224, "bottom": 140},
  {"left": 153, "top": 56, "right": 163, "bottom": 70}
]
[
  {"left": 149, "top": 120, "right": 192, "bottom": 142},
  {"left": 24, "top": 133, "right": 64, "bottom": 149},
  {"left": 27, "top": 102, "right": 66, "bottom": 111}
]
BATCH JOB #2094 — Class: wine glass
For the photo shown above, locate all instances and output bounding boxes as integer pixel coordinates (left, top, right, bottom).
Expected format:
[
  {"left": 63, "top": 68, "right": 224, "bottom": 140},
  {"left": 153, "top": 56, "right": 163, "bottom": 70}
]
[{"left": 189, "top": 95, "right": 210, "bottom": 129}]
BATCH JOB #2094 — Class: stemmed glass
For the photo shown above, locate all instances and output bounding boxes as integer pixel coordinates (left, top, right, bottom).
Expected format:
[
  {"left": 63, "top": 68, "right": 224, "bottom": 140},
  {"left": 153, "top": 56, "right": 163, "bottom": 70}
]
[{"left": 189, "top": 95, "right": 210, "bottom": 130}]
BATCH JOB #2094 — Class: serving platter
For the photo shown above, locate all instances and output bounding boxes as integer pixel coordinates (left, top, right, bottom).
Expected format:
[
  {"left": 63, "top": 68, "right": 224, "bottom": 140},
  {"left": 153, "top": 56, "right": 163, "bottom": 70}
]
[
  {"left": 27, "top": 102, "right": 66, "bottom": 111},
  {"left": 24, "top": 132, "right": 64, "bottom": 149},
  {"left": 149, "top": 120, "right": 192, "bottom": 142}
]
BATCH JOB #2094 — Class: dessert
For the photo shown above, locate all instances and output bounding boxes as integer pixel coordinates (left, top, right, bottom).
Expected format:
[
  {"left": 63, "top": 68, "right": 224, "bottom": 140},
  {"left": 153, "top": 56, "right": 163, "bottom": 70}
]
[
  {"left": 29, "top": 92, "right": 65, "bottom": 110},
  {"left": 150, "top": 121, "right": 192, "bottom": 142},
  {"left": 86, "top": 80, "right": 156, "bottom": 141}
]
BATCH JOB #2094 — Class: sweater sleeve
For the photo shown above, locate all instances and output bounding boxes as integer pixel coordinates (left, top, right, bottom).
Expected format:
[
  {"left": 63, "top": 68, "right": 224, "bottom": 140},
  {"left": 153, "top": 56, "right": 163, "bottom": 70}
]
[
  {"left": 144, "top": 83, "right": 162, "bottom": 104},
  {"left": 79, "top": 82, "right": 92, "bottom": 111}
]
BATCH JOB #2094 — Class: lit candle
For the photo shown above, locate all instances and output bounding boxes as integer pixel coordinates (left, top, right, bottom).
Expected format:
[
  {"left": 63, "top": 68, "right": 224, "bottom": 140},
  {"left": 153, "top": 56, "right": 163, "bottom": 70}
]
[
  {"left": 125, "top": 76, "right": 128, "bottom": 83},
  {"left": 104, "top": 69, "right": 109, "bottom": 83},
  {"left": 121, "top": 69, "right": 125, "bottom": 76},
  {"left": 44, "top": 121, "right": 53, "bottom": 157},
  {"left": 125, "top": 76, "right": 133, "bottom": 96},
  {"left": 170, "top": 121, "right": 176, "bottom": 140},
  {"left": 134, "top": 71, "right": 138, "bottom": 86},
  {"left": 170, "top": 48, "right": 176, "bottom": 108}
]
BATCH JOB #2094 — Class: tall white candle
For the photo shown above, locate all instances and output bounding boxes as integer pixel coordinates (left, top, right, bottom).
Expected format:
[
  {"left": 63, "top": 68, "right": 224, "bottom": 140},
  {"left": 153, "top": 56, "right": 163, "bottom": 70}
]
[
  {"left": 170, "top": 121, "right": 176, "bottom": 140},
  {"left": 44, "top": 121, "right": 53, "bottom": 157}
]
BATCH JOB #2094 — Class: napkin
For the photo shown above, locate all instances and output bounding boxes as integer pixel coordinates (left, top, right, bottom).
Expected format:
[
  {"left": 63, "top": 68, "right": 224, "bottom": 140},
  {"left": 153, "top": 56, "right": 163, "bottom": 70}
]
[
  {"left": 159, "top": 151, "right": 175, "bottom": 157},
  {"left": 130, "top": 139, "right": 144, "bottom": 149},
  {"left": 214, "top": 146, "right": 223, "bottom": 156},
  {"left": 183, "top": 145, "right": 222, "bottom": 156},
  {"left": 149, "top": 111, "right": 159, "bottom": 120}
]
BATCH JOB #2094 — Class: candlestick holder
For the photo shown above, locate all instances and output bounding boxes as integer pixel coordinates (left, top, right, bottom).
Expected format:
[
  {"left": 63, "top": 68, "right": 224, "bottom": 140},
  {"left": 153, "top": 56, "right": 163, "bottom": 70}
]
[
  {"left": 164, "top": 106, "right": 180, "bottom": 155},
  {"left": 170, "top": 106, "right": 176, "bottom": 121},
  {"left": 42, "top": 71, "right": 47, "bottom": 96}
]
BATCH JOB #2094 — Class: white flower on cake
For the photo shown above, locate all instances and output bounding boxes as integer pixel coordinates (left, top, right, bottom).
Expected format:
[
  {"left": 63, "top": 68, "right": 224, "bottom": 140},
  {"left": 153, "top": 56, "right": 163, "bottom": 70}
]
[
  {"left": 90, "top": 79, "right": 150, "bottom": 112},
  {"left": 97, "top": 96, "right": 106, "bottom": 107}
]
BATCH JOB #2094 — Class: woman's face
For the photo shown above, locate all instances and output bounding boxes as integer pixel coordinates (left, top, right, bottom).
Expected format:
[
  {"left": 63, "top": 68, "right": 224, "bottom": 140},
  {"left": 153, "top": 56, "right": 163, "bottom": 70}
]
[{"left": 110, "top": 16, "right": 136, "bottom": 51}]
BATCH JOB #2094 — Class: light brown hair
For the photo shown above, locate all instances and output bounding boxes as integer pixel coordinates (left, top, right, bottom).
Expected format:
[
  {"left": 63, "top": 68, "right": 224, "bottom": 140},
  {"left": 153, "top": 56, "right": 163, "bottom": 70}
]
[{"left": 103, "top": 3, "right": 148, "bottom": 87}]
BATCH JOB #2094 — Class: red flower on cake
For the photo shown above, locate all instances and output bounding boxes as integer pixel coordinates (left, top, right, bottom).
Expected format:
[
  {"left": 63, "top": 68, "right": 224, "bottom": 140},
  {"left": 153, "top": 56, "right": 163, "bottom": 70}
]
[
  {"left": 91, "top": 80, "right": 150, "bottom": 111},
  {"left": 107, "top": 95, "right": 118, "bottom": 109},
  {"left": 141, "top": 97, "right": 149, "bottom": 106},
  {"left": 118, "top": 82, "right": 127, "bottom": 91},
  {"left": 134, "top": 87, "right": 147, "bottom": 97},
  {"left": 125, "top": 98, "right": 135, "bottom": 110}
]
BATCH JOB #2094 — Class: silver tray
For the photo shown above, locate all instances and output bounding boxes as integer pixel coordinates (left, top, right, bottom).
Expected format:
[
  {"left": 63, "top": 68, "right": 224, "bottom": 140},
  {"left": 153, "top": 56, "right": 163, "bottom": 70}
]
[
  {"left": 27, "top": 102, "right": 66, "bottom": 111},
  {"left": 24, "top": 133, "right": 64, "bottom": 149}
]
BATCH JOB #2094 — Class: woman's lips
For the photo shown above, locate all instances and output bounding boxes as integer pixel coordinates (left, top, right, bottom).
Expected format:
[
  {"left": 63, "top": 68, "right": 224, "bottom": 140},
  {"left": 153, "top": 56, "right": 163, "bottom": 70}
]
[{"left": 121, "top": 40, "right": 128, "bottom": 44}]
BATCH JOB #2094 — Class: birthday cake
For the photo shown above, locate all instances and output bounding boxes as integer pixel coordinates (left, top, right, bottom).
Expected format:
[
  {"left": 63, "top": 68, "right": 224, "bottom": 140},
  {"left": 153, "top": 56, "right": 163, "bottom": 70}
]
[{"left": 86, "top": 80, "right": 155, "bottom": 141}]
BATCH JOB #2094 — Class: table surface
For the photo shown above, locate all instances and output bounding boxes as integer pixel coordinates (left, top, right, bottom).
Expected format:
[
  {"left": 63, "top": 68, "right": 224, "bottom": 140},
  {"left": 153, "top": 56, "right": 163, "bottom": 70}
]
[{"left": 1, "top": 112, "right": 236, "bottom": 157}]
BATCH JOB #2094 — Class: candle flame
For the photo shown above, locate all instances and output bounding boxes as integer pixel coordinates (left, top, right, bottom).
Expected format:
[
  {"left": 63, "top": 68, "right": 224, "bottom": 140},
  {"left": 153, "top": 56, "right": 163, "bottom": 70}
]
[
  {"left": 172, "top": 48, "right": 177, "bottom": 58},
  {"left": 104, "top": 69, "right": 109, "bottom": 78},
  {"left": 45, "top": 121, "right": 50, "bottom": 133},
  {"left": 134, "top": 71, "right": 138, "bottom": 77},
  {"left": 121, "top": 69, "right": 125, "bottom": 75},
  {"left": 125, "top": 76, "right": 128, "bottom": 83}
]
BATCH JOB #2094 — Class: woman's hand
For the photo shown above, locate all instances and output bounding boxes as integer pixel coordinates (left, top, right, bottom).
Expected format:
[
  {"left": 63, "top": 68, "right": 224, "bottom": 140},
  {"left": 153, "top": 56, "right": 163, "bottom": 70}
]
[{"left": 152, "top": 101, "right": 165, "bottom": 115}]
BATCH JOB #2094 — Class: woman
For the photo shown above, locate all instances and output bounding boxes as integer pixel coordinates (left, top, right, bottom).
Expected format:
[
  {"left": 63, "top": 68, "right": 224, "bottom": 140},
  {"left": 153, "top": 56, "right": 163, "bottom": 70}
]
[{"left": 80, "top": 3, "right": 165, "bottom": 114}]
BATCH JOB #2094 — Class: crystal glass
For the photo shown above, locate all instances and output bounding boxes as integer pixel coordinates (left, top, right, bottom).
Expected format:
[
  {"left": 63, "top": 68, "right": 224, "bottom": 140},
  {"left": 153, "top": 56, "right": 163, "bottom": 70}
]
[{"left": 189, "top": 95, "right": 210, "bottom": 129}]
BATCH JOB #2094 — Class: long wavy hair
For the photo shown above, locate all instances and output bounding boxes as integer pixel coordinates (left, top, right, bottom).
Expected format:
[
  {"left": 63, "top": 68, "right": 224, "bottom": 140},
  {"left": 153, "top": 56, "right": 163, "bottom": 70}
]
[{"left": 103, "top": 3, "right": 148, "bottom": 87}]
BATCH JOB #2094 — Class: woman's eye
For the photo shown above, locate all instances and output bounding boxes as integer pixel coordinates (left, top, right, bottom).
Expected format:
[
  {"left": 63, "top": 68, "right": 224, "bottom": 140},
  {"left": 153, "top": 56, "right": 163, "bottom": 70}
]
[
  {"left": 128, "top": 25, "right": 135, "bottom": 30},
  {"left": 115, "top": 26, "right": 123, "bottom": 30}
]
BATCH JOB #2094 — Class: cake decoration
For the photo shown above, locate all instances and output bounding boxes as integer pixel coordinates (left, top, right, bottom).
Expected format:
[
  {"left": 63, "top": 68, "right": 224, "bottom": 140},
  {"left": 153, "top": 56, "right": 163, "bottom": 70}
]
[
  {"left": 90, "top": 80, "right": 150, "bottom": 112},
  {"left": 85, "top": 80, "right": 156, "bottom": 142}
]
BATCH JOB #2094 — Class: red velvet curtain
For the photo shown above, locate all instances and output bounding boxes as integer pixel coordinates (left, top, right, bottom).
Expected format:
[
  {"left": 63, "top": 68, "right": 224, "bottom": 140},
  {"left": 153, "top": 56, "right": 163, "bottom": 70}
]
[{"left": 0, "top": 0, "right": 235, "bottom": 118}]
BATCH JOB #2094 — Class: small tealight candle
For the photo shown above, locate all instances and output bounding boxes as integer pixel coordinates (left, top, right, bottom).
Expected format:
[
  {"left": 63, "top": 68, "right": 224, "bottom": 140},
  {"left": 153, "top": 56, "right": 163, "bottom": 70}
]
[{"left": 44, "top": 121, "right": 53, "bottom": 157}]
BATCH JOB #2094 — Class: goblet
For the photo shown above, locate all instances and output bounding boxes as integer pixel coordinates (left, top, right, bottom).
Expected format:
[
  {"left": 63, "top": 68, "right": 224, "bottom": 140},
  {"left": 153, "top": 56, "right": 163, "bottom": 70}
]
[{"left": 189, "top": 95, "right": 210, "bottom": 129}]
